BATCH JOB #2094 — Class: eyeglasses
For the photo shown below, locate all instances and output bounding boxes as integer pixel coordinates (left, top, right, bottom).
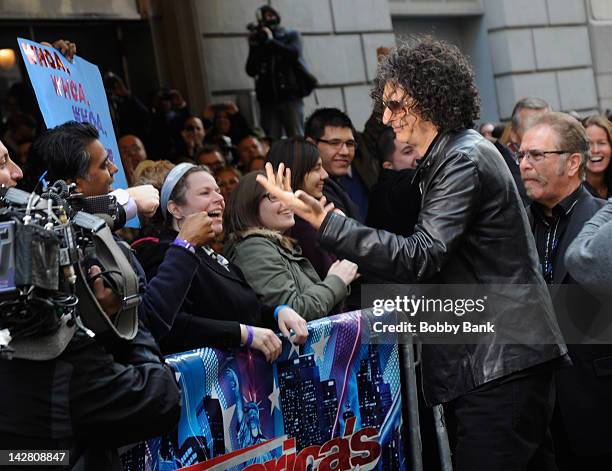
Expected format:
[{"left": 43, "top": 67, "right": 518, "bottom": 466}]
[
  {"left": 316, "top": 138, "right": 358, "bottom": 150},
  {"left": 264, "top": 193, "right": 279, "bottom": 203},
  {"left": 382, "top": 99, "right": 409, "bottom": 114},
  {"left": 514, "top": 149, "right": 572, "bottom": 164}
]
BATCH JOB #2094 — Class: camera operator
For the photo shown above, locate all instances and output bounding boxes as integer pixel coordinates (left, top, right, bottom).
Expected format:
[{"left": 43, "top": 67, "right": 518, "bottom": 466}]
[
  {"left": 0, "top": 140, "right": 23, "bottom": 186},
  {"left": 0, "top": 124, "right": 214, "bottom": 469},
  {"left": 246, "top": 5, "right": 311, "bottom": 139},
  {"left": 37, "top": 120, "right": 219, "bottom": 332}
]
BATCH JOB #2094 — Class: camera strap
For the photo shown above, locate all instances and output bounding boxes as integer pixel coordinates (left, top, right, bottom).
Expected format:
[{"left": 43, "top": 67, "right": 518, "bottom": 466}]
[{"left": 75, "top": 223, "right": 140, "bottom": 340}]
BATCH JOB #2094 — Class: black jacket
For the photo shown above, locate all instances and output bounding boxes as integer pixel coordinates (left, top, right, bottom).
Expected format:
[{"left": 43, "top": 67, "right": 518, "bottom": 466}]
[
  {"left": 0, "top": 326, "right": 180, "bottom": 471},
  {"left": 245, "top": 27, "right": 304, "bottom": 104},
  {"left": 0, "top": 244, "right": 198, "bottom": 469},
  {"left": 135, "top": 230, "right": 276, "bottom": 354},
  {"left": 365, "top": 168, "right": 420, "bottom": 237},
  {"left": 317, "top": 129, "right": 567, "bottom": 405},
  {"left": 528, "top": 186, "right": 612, "bottom": 456},
  {"left": 323, "top": 177, "right": 360, "bottom": 221}
]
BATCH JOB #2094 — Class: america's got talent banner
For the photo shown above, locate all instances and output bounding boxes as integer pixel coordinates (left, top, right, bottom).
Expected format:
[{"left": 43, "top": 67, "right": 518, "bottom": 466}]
[{"left": 120, "top": 311, "right": 407, "bottom": 470}]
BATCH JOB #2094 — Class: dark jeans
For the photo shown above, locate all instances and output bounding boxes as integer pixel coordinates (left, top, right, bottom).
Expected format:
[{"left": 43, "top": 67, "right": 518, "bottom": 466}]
[
  {"left": 444, "top": 367, "right": 557, "bottom": 471},
  {"left": 551, "top": 404, "right": 612, "bottom": 471}
]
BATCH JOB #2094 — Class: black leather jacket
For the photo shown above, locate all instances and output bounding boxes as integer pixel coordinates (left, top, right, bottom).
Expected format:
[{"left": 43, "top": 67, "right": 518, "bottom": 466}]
[{"left": 318, "top": 129, "right": 567, "bottom": 405}]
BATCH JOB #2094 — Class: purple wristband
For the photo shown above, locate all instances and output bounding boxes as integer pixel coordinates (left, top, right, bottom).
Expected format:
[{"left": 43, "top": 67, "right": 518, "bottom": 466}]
[
  {"left": 172, "top": 237, "right": 195, "bottom": 254},
  {"left": 245, "top": 325, "right": 254, "bottom": 347}
]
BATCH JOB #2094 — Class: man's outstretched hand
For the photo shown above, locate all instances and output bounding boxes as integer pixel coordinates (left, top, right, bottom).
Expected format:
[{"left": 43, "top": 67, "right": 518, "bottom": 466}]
[{"left": 255, "top": 162, "right": 335, "bottom": 230}]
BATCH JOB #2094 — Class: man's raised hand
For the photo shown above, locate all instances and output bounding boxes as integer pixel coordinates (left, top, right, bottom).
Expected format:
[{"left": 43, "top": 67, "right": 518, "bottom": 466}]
[{"left": 256, "top": 162, "right": 335, "bottom": 230}]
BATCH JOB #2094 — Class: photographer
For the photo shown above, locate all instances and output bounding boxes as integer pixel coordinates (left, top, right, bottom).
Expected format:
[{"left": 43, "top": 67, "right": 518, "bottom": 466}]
[
  {"left": 245, "top": 5, "right": 310, "bottom": 139},
  {"left": 0, "top": 125, "right": 212, "bottom": 469}
]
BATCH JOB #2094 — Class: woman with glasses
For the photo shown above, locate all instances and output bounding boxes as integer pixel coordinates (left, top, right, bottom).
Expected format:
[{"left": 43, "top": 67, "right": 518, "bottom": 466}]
[
  {"left": 134, "top": 163, "right": 308, "bottom": 360},
  {"left": 224, "top": 171, "right": 358, "bottom": 320},
  {"left": 583, "top": 115, "right": 612, "bottom": 199}
]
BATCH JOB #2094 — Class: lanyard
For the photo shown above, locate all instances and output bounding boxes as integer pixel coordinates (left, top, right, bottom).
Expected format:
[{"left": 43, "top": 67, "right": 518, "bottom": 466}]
[{"left": 543, "top": 217, "right": 560, "bottom": 284}]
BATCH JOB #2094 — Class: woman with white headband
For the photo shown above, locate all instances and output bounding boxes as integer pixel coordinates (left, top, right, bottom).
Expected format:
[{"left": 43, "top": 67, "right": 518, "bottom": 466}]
[{"left": 135, "top": 163, "right": 308, "bottom": 361}]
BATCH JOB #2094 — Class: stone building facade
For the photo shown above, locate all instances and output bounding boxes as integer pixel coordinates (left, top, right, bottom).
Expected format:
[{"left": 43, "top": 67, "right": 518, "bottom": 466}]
[
  {"left": 0, "top": 0, "right": 611, "bottom": 126},
  {"left": 195, "top": 0, "right": 396, "bottom": 130},
  {"left": 195, "top": 0, "right": 612, "bottom": 126}
]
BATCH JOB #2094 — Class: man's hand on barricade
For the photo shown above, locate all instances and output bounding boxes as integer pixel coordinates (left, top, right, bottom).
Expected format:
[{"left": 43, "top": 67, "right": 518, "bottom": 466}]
[
  {"left": 126, "top": 184, "right": 159, "bottom": 218},
  {"left": 277, "top": 307, "right": 308, "bottom": 345}
]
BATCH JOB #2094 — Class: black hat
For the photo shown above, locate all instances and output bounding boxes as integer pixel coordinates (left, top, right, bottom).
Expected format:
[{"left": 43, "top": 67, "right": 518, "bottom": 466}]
[{"left": 256, "top": 5, "right": 281, "bottom": 27}]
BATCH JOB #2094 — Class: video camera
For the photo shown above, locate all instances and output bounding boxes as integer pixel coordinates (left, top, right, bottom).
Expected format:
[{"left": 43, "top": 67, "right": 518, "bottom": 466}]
[
  {"left": 246, "top": 6, "right": 280, "bottom": 44},
  {"left": 246, "top": 21, "right": 270, "bottom": 44},
  {"left": 0, "top": 181, "right": 140, "bottom": 360}
]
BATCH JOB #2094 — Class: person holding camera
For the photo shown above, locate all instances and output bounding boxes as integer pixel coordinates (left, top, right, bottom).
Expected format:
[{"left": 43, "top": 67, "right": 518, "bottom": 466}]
[
  {"left": 0, "top": 139, "right": 23, "bottom": 186},
  {"left": 246, "top": 5, "right": 312, "bottom": 140},
  {"left": 0, "top": 122, "right": 217, "bottom": 469}
]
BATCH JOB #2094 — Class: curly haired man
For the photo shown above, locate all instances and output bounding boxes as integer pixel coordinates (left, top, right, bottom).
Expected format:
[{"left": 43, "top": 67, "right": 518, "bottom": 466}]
[{"left": 258, "top": 37, "right": 568, "bottom": 470}]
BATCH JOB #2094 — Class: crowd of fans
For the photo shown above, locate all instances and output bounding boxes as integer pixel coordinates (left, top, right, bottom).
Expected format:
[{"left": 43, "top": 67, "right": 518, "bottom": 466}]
[{"left": 1, "top": 34, "right": 612, "bottom": 471}]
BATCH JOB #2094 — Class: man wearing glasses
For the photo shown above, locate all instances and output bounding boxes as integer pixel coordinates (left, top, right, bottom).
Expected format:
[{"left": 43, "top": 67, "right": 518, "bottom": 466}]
[
  {"left": 519, "top": 112, "right": 611, "bottom": 469},
  {"left": 305, "top": 108, "right": 365, "bottom": 221}
]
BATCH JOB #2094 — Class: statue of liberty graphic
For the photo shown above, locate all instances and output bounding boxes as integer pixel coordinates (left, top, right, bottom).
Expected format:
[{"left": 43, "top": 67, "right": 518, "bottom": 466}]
[{"left": 225, "top": 368, "right": 273, "bottom": 465}]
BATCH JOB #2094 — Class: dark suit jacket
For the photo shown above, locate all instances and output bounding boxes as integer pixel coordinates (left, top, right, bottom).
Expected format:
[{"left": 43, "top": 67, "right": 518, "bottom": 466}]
[
  {"left": 322, "top": 177, "right": 360, "bottom": 221},
  {"left": 134, "top": 230, "right": 275, "bottom": 354},
  {"left": 529, "top": 186, "right": 612, "bottom": 456},
  {"left": 365, "top": 167, "right": 420, "bottom": 237}
]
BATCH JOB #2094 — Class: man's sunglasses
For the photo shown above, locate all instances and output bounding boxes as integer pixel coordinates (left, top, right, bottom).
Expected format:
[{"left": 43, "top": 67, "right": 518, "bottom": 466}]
[{"left": 382, "top": 99, "right": 409, "bottom": 113}]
